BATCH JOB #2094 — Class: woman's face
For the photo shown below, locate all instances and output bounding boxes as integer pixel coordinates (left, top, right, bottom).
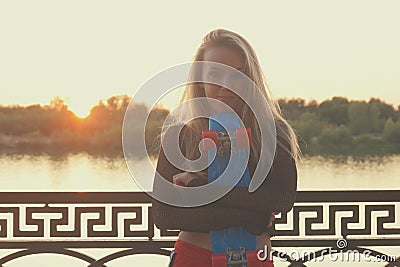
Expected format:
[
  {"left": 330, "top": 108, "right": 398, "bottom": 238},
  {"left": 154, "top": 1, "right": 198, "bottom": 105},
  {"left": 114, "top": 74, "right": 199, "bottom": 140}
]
[{"left": 202, "top": 46, "right": 245, "bottom": 113}]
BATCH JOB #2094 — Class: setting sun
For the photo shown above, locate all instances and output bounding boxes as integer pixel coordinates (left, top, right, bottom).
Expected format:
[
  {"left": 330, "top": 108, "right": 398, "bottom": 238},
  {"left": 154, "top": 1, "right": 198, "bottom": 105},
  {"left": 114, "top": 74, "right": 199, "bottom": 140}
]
[{"left": 66, "top": 99, "right": 93, "bottom": 119}]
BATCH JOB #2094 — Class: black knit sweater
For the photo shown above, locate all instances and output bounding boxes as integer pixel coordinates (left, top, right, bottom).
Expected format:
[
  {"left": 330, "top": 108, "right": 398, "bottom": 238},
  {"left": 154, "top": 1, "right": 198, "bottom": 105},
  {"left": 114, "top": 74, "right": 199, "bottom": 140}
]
[{"left": 151, "top": 123, "right": 297, "bottom": 235}]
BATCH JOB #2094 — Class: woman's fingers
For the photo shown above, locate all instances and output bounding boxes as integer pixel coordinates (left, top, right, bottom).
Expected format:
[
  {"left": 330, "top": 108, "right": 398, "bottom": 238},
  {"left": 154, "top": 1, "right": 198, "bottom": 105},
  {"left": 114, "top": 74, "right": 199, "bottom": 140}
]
[
  {"left": 172, "top": 173, "right": 195, "bottom": 186},
  {"left": 267, "top": 212, "right": 276, "bottom": 227},
  {"left": 172, "top": 174, "right": 186, "bottom": 186}
]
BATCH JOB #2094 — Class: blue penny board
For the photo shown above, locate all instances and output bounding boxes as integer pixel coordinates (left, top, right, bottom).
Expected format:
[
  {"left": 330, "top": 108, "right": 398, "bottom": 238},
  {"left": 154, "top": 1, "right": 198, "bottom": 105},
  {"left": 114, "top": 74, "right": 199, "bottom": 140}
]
[{"left": 208, "top": 113, "right": 257, "bottom": 258}]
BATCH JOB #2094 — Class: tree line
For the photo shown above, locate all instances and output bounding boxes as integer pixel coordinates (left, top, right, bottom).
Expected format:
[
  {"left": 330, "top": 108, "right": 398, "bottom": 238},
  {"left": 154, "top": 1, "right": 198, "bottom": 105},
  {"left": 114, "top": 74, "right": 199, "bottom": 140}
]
[
  {"left": 0, "top": 95, "right": 399, "bottom": 156},
  {"left": 279, "top": 97, "right": 400, "bottom": 155},
  {"left": 0, "top": 95, "right": 168, "bottom": 157}
]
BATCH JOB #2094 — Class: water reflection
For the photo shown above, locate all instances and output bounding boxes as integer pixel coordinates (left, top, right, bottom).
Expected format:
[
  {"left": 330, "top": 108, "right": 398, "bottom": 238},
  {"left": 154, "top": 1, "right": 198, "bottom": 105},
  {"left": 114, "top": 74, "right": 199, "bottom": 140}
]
[
  {"left": 297, "top": 155, "right": 400, "bottom": 191},
  {"left": 0, "top": 153, "right": 399, "bottom": 191}
]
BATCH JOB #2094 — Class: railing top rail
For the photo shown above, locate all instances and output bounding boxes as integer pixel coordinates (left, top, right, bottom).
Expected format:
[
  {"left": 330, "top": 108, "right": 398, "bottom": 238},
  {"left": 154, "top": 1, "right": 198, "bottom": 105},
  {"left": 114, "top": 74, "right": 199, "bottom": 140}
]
[{"left": 0, "top": 190, "right": 399, "bottom": 203}]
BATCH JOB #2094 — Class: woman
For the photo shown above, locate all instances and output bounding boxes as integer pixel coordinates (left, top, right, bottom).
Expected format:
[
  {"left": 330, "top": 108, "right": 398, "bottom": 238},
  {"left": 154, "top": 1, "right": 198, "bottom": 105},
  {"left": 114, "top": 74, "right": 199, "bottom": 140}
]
[{"left": 152, "top": 28, "right": 300, "bottom": 267}]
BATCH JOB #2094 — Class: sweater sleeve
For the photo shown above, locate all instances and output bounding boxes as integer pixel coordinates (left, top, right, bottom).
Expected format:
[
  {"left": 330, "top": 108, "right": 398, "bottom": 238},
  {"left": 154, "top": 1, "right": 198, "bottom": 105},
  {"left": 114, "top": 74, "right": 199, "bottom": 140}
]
[
  {"left": 212, "top": 136, "right": 298, "bottom": 214},
  {"left": 151, "top": 139, "right": 271, "bottom": 234}
]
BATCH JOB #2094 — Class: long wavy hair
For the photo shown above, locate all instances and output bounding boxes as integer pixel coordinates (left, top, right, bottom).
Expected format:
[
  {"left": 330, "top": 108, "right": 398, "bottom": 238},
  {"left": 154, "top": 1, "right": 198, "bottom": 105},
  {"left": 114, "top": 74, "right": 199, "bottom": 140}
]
[{"left": 168, "top": 28, "right": 301, "bottom": 165}]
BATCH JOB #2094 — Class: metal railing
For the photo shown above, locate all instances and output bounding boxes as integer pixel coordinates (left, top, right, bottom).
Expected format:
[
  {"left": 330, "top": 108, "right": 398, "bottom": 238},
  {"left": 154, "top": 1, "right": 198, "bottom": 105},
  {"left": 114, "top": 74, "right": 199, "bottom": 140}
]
[{"left": 0, "top": 191, "right": 399, "bottom": 266}]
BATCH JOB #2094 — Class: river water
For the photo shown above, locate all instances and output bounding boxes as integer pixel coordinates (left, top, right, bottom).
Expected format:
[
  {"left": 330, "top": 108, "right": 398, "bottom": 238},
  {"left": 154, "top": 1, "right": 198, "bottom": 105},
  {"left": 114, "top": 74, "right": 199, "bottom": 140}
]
[{"left": 1, "top": 153, "right": 399, "bottom": 191}]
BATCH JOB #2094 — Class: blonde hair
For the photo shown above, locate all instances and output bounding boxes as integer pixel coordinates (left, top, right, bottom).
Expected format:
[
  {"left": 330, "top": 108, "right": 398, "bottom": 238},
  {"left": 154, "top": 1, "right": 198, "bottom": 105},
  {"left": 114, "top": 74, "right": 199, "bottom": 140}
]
[{"left": 171, "top": 28, "right": 301, "bottom": 164}]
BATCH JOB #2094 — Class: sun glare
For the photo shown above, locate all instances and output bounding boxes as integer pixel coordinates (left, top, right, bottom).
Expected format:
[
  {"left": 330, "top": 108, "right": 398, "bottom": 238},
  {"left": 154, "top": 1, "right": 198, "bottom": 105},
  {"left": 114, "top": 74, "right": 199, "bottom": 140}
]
[{"left": 68, "top": 103, "right": 91, "bottom": 119}]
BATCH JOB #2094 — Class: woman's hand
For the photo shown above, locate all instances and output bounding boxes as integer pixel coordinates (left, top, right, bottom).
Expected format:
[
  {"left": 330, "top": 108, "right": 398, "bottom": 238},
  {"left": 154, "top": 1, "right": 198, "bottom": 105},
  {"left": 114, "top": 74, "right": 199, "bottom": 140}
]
[{"left": 172, "top": 172, "right": 208, "bottom": 187}]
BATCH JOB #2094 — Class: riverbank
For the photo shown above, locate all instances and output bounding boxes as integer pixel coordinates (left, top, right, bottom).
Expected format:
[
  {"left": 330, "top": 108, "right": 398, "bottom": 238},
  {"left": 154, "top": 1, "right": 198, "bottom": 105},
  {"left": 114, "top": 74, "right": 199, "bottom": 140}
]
[{"left": 1, "top": 132, "right": 399, "bottom": 157}]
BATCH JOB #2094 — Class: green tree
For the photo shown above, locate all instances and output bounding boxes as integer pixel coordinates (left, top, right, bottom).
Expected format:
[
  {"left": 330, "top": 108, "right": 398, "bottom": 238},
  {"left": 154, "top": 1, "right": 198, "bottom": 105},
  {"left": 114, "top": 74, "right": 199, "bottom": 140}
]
[
  {"left": 305, "top": 99, "right": 319, "bottom": 114},
  {"left": 318, "top": 125, "right": 353, "bottom": 153},
  {"left": 293, "top": 112, "right": 321, "bottom": 145},
  {"left": 348, "top": 101, "right": 369, "bottom": 135},
  {"left": 383, "top": 118, "right": 400, "bottom": 143},
  {"left": 318, "top": 97, "right": 349, "bottom": 125},
  {"left": 369, "top": 102, "right": 382, "bottom": 134},
  {"left": 278, "top": 98, "right": 306, "bottom": 122},
  {"left": 368, "top": 98, "right": 396, "bottom": 121}
]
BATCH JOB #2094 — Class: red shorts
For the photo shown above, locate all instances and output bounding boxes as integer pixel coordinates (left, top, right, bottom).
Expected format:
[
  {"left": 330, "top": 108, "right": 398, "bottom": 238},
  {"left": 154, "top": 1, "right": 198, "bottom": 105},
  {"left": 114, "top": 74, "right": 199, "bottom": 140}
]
[{"left": 169, "top": 239, "right": 274, "bottom": 267}]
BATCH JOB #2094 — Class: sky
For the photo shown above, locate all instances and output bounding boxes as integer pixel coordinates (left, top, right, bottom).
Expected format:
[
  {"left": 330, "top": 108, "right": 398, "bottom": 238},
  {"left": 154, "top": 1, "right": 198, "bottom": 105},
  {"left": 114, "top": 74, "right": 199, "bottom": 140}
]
[{"left": 0, "top": 0, "right": 399, "bottom": 118}]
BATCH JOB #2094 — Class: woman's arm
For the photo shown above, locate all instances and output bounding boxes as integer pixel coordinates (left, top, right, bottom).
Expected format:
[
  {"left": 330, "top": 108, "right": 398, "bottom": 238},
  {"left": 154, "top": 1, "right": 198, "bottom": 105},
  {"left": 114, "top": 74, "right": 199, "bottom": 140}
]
[
  {"left": 151, "top": 140, "right": 271, "bottom": 234},
  {"left": 152, "top": 196, "right": 270, "bottom": 234},
  {"left": 213, "top": 136, "right": 298, "bottom": 214}
]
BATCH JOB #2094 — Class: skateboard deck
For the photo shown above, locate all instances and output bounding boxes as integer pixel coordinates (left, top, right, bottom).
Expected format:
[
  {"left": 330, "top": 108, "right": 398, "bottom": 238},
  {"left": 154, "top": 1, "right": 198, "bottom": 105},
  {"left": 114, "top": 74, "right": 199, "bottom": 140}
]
[{"left": 204, "top": 113, "right": 259, "bottom": 267}]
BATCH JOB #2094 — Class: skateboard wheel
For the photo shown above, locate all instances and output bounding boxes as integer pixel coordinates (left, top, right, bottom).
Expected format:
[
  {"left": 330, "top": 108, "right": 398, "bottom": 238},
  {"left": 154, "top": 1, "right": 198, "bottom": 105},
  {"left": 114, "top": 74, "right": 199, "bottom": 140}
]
[
  {"left": 202, "top": 130, "right": 218, "bottom": 150},
  {"left": 236, "top": 128, "right": 252, "bottom": 147},
  {"left": 212, "top": 253, "right": 227, "bottom": 267}
]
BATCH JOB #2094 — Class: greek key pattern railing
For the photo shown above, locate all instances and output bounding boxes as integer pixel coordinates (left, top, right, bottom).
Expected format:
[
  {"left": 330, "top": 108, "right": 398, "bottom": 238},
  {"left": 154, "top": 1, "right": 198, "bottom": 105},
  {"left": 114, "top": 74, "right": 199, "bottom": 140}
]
[{"left": 0, "top": 191, "right": 399, "bottom": 266}]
